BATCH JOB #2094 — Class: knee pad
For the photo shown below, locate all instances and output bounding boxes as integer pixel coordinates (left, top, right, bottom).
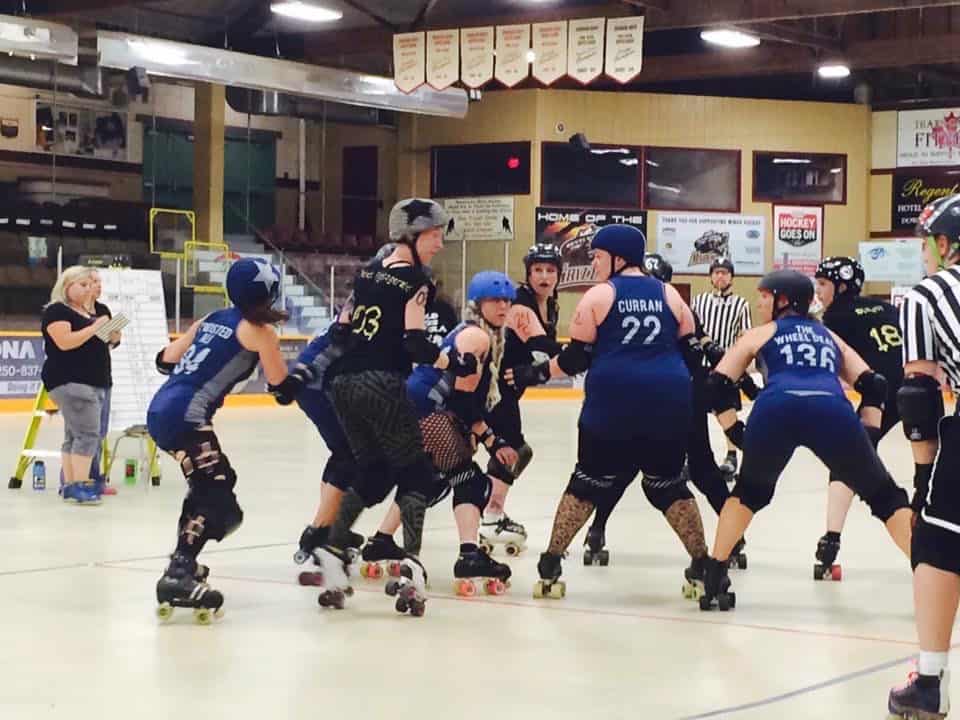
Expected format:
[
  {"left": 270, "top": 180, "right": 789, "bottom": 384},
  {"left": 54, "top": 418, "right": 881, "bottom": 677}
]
[
  {"left": 354, "top": 464, "right": 394, "bottom": 507},
  {"left": 487, "top": 443, "right": 534, "bottom": 485},
  {"left": 322, "top": 450, "right": 358, "bottom": 493},
  {"left": 451, "top": 462, "right": 491, "bottom": 511},
  {"left": 394, "top": 454, "right": 436, "bottom": 499},
  {"left": 640, "top": 474, "right": 693, "bottom": 514},
  {"left": 180, "top": 482, "right": 243, "bottom": 543},
  {"left": 176, "top": 428, "right": 235, "bottom": 488},
  {"left": 863, "top": 478, "right": 909, "bottom": 522},
  {"left": 566, "top": 464, "right": 618, "bottom": 505},
  {"left": 730, "top": 473, "right": 775, "bottom": 513}
]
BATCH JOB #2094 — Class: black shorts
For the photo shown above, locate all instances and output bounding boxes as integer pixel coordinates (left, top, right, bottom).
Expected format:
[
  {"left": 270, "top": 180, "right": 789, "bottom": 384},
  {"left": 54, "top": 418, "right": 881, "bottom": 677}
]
[
  {"left": 577, "top": 421, "right": 688, "bottom": 484},
  {"left": 484, "top": 380, "right": 524, "bottom": 448},
  {"left": 912, "top": 415, "right": 960, "bottom": 575},
  {"left": 912, "top": 517, "right": 960, "bottom": 575}
]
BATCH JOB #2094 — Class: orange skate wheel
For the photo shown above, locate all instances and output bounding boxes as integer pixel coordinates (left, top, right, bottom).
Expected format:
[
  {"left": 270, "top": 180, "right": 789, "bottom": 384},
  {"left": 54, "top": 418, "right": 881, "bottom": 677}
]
[
  {"left": 485, "top": 579, "right": 505, "bottom": 595},
  {"left": 455, "top": 579, "right": 476, "bottom": 597},
  {"left": 388, "top": 561, "right": 402, "bottom": 577},
  {"left": 831, "top": 565, "right": 842, "bottom": 581}
]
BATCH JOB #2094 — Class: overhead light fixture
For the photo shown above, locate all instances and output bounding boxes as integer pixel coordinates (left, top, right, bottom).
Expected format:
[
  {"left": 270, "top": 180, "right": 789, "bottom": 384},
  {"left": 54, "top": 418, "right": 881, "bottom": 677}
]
[
  {"left": 0, "top": 15, "right": 77, "bottom": 64},
  {"left": 772, "top": 158, "right": 812, "bottom": 164},
  {"left": 270, "top": 1, "right": 342, "bottom": 22},
  {"left": 525, "top": 49, "right": 536, "bottom": 64},
  {"left": 818, "top": 63, "right": 851, "bottom": 79},
  {"left": 830, "top": 167, "right": 843, "bottom": 174},
  {"left": 700, "top": 29, "right": 760, "bottom": 49}
]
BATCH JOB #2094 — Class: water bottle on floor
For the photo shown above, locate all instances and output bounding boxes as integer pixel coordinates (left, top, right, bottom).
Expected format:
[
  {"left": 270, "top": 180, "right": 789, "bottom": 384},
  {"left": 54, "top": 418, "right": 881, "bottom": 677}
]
[
  {"left": 32, "top": 460, "right": 46, "bottom": 491},
  {"left": 124, "top": 459, "right": 137, "bottom": 486}
]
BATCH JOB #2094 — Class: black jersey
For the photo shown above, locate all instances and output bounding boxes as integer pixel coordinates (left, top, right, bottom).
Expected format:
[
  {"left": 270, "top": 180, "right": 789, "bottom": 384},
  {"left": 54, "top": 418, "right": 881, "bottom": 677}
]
[
  {"left": 822, "top": 296, "right": 905, "bottom": 390},
  {"left": 337, "top": 260, "right": 431, "bottom": 375},
  {"left": 425, "top": 296, "right": 459, "bottom": 346},
  {"left": 502, "top": 284, "right": 561, "bottom": 370}
]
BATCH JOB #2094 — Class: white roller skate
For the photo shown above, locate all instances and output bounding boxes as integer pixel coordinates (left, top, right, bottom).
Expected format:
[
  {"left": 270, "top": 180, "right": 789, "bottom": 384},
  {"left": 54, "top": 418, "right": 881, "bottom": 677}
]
[
  {"left": 480, "top": 513, "right": 528, "bottom": 557},
  {"left": 314, "top": 547, "right": 353, "bottom": 610},
  {"left": 385, "top": 557, "right": 428, "bottom": 617}
]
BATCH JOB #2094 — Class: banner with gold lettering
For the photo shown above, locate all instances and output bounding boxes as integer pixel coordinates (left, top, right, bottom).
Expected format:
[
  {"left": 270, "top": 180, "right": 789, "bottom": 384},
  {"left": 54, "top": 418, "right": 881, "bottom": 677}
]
[
  {"left": 495, "top": 24, "right": 530, "bottom": 87},
  {"left": 892, "top": 169, "right": 960, "bottom": 232},
  {"left": 393, "top": 32, "right": 425, "bottom": 93},
  {"left": 426, "top": 29, "right": 459, "bottom": 90},
  {"left": 531, "top": 21, "right": 567, "bottom": 85},
  {"left": 567, "top": 18, "right": 604, "bottom": 85}
]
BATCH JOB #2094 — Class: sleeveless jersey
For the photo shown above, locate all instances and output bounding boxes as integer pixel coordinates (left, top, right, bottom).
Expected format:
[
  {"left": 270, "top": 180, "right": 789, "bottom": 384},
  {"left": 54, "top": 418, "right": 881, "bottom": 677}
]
[
  {"left": 150, "top": 307, "right": 258, "bottom": 426},
  {"left": 335, "top": 260, "right": 431, "bottom": 376},
  {"left": 821, "top": 296, "right": 904, "bottom": 390},
  {"left": 580, "top": 275, "right": 690, "bottom": 434},
  {"left": 757, "top": 316, "right": 844, "bottom": 397},
  {"left": 407, "top": 321, "right": 492, "bottom": 418}
]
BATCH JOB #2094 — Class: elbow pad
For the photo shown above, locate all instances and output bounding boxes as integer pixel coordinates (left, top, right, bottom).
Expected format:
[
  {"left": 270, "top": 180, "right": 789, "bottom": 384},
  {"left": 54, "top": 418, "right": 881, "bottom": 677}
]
[
  {"left": 724, "top": 420, "right": 745, "bottom": 450},
  {"left": 404, "top": 329, "right": 442, "bottom": 365},
  {"left": 854, "top": 370, "right": 888, "bottom": 410},
  {"left": 449, "top": 389, "right": 483, "bottom": 426},
  {"left": 705, "top": 371, "right": 740, "bottom": 414},
  {"left": 897, "top": 374, "right": 944, "bottom": 442},
  {"left": 700, "top": 339, "right": 725, "bottom": 368},
  {"left": 678, "top": 334, "right": 705, "bottom": 373},
  {"left": 527, "top": 334, "right": 561, "bottom": 359},
  {"left": 268, "top": 364, "right": 316, "bottom": 406},
  {"left": 738, "top": 374, "right": 762, "bottom": 401},
  {"left": 155, "top": 349, "right": 176, "bottom": 375},
  {"left": 556, "top": 340, "right": 592, "bottom": 376}
]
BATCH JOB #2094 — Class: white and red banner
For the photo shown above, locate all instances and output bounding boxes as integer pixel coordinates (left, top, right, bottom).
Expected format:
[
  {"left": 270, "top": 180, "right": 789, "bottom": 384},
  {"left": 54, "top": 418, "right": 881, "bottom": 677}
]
[
  {"left": 567, "top": 18, "right": 605, "bottom": 85},
  {"left": 531, "top": 21, "right": 567, "bottom": 85},
  {"left": 393, "top": 32, "right": 425, "bottom": 93},
  {"left": 426, "top": 29, "right": 459, "bottom": 90},
  {"left": 773, "top": 205, "right": 824, "bottom": 275},
  {"left": 604, "top": 16, "right": 644, "bottom": 83},
  {"left": 495, "top": 24, "right": 530, "bottom": 87},
  {"left": 460, "top": 26, "right": 494, "bottom": 89}
]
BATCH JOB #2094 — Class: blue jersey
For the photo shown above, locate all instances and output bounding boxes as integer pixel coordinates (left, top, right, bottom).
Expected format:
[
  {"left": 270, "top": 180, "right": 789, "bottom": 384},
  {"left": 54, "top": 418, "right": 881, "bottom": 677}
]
[
  {"left": 297, "top": 328, "right": 344, "bottom": 392},
  {"left": 407, "top": 322, "right": 490, "bottom": 419},
  {"left": 757, "top": 316, "right": 843, "bottom": 397},
  {"left": 148, "top": 308, "right": 258, "bottom": 448},
  {"left": 580, "top": 275, "right": 691, "bottom": 436}
]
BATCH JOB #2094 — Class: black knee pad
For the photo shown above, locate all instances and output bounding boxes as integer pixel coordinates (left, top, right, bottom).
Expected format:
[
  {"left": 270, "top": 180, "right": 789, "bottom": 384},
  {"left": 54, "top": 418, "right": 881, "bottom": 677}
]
[
  {"left": 177, "top": 428, "right": 236, "bottom": 488},
  {"left": 353, "top": 461, "right": 396, "bottom": 507},
  {"left": 322, "top": 450, "right": 358, "bottom": 493},
  {"left": 487, "top": 442, "right": 534, "bottom": 485},
  {"left": 862, "top": 476, "right": 910, "bottom": 522},
  {"left": 730, "top": 473, "right": 775, "bottom": 513},
  {"left": 180, "top": 479, "right": 244, "bottom": 542},
  {"left": 640, "top": 474, "right": 693, "bottom": 513},
  {"left": 394, "top": 453, "right": 436, "bottom": 499},
  {"left": 566, "top": 464, "right": 618, "bottom": 504},
  {"left": 451, "top": 462, "right": 491, "bottom": 511}
]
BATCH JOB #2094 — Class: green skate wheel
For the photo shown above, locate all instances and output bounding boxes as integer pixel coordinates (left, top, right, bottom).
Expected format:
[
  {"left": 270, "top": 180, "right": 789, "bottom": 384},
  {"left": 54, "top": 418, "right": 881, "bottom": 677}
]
[
  {"left": 156, "top": 603, "right": 173, "bottom": 622},
  {"left": 194, "top": 608, "right": 213, "bottom": 625},
  {"left": 533, "top": 581, "right": 545, "bottom": 599}
]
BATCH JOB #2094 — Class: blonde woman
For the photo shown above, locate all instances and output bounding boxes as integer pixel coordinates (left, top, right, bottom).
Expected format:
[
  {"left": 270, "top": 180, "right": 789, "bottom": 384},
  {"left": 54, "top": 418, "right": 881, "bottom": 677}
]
[
  {"left": 84, "top": 269, "right": 121, "bottom": 495},
  {"left": 41, "top": 266, "right": 111, "bottom": 505}
]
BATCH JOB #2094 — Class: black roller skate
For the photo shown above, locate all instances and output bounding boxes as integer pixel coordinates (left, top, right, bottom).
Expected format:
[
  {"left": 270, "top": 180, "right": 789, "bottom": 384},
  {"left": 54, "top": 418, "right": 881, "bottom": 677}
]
[
  {"left": 699, "top": 556, "right": 736, "bottom": 611},
  {"left": 359, "top": 532, "right": 406, "bottom": 580},
  {"left": 583, "top": 525, "right": 609, "bottom": 567},
  {"left": 719, "top": 451, "right": 738, "bottom": 484},
  {"left": 156, "top": 553, "right": 224, "bottom": 624},
  {"left": 728, "top": 537, "right": 748, "bottom": 570},
  {"left": 385, "top": 557, "right": 428, "bottom": 617},
  {"left": 453, "top": 547, "right": 511, "bottom": 597},
  {"left": 533, "top": 551, "right": 566, "bottom": 599},
  {"left": 888, "top": 668, "right": 950, "bottom": 719},
  {"left": 480, "top": 514, "right": 528, "bottom": 557},
  {"left": 682, "top": 555, "right": 706, "bottom": 600},
  {"left": 315, "top": 546, "right": 353, "bottom": 609},
  {"left": 813, "top": 532, "right": 842, "bottom": 581}
]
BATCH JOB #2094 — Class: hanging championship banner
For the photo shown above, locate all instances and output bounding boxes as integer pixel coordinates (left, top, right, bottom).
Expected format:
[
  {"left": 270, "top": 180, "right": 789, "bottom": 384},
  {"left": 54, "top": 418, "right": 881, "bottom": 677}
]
[
  {"left": 897, "top": 107, "right": 960, "bottom": 167},
  {"left": 604, "top": 16, "right": 644, "bottom": 84},
  {"left": 393, "top": 32, "right": 425, "bottom": 93},
  {"left": 657, "top": 213, "right": 766, "bottom": 276},
  {"left": 531, "top": 21, "right": 567, "bottom": 85},
  {"left": 772, "top": 205, "right": 823, "bottom": 275},
  {"left": 567, "top": 18, "right": 605, "bottom": 85},
  {"left": 495, "top": 24, "right": 530, "bottom": 87},
  {"left": 891, "top": 170, "right": 960, "bottom": 231},
  {"left": 460, "top": 26, "right": 494, "bottom": 89},
  {"left": 535, "top": 206, "right": 646, "bottom": 291},
  {"left": 426, "top": 29, "right": 459, "bottom": 90}
]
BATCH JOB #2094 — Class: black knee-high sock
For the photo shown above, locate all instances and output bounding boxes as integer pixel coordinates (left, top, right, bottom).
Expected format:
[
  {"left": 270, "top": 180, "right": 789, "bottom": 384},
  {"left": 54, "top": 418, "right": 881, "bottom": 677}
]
[{"left": 329, "top": 490, "right": 366, "bottom": 549}]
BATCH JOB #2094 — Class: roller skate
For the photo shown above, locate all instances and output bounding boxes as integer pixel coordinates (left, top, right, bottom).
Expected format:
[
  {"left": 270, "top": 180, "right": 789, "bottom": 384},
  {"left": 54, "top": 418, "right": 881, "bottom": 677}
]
[
  {"left": 453, "top": 547, "right": 511, "bottom": 597},
  {"left": 294, "top": 526, "right": 361, "bottom": 587},
  {"left": 888, "top": 668, "right": 950, "bottom": 719},
  {"left": 315, "top": 546, "right": 353, "bottom": 609},
  {"left": 813, "top": 532, "right": 842, "bottom": 581},
  {"left": 155, "top": 553, "right": 224, "bottom": 624},
  {"left": 728, "top": 537, "right": 748, "bottom": 570},
  {"left": 479, "top": 513, "right": 527, "bottom": 557},
  {"left": 698, "top": 556, "right": 736, "bottom": 611},
  {"left": 682, "top": 555, "right": 706, "bottom": 600},
  {"left": 359, "top": 532, "right": 406, "bottom": 580},
  {"left": 582, "top": 525, "right": 609, "bottom": 566},
  {"left": 533, "top": 551, "right": 566, "bottom": 599},
  {"left": 384, "top": 556, "right": 428, "bottom": 617},
  {"left": 719, "top": 451, "right": 738, "bottom": 484}
]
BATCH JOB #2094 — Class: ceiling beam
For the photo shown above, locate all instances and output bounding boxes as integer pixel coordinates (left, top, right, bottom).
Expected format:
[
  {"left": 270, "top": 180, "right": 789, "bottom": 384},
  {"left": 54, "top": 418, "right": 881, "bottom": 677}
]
[
  {"left": 338, "top": 0, "right": 399, "bottom": 31},
  {"left": 32, "top": 0, "right": 137, "bottom": 13},
  {"left": 621, "top": 0, "right": 670, "bottom": 12},
  {"left": 737, "top": 21, "right": 844, "bottom": 52}
]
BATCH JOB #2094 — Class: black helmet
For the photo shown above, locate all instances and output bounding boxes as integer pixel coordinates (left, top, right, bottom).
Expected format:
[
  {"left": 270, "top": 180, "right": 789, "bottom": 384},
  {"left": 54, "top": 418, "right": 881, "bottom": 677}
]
[
  {"left": 917, "top": 194, "right": 960, "bottom": 243},
  {"left": 523, "top": 242, "right": 562, "bottom": 274},
  {"left": 758, "top": 270, "right": 814, "bottom": 318},
  {"left": 642, "top": 253, "right": 673, "bottom": 283},
  {"left": 709, "top": 257, "right": 735, "bottom": 277},
  {"left": 815, "top": 256, "right": 865, "bottom": 297}
]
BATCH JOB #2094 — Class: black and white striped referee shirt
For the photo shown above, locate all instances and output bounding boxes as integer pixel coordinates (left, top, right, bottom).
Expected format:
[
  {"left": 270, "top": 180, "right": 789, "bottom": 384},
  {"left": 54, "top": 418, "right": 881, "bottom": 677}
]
[
  {"left": 900, "top": 266, "right": 960, "bottom": 391},
  {"left": 691, "top": 291, "right": 752, "bottom": 350}
]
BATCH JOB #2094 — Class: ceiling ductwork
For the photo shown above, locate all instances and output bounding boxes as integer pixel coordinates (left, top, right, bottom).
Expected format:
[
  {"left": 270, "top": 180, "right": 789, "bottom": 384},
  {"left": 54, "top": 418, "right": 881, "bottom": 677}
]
[
  {"left": 225, "top": 87, "right": 395, "bottom": 127},
  {"left": 97, "top": 31, "right": 467, "bottom": 119},
  {"left": 0, "top": 55, "right": 103, "bottom": 98}
]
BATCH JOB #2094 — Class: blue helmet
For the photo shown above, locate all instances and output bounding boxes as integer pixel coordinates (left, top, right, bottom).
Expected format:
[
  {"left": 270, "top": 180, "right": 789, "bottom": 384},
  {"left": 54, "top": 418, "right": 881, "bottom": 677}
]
[
  {"left": 226, "top": 257, "right": 281, "bottom": 310},
  {"left": 468, "top": 270, "right": 516, "bottom": 303},
  {"left": 591, "top": 224, "right": 646, "bottom": 268}
]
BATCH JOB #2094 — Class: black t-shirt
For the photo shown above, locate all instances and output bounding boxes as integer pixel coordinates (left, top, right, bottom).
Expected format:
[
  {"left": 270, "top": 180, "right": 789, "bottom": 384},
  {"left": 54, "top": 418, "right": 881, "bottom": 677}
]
[
  {"left": 41, "top": 302, "right": 111, "bottom": 391},
  {"left": 502, "top": 284, "right": 561, "bottom": 372},
  {"left": 93, "top": 301, "right": 114, "bottom": 385},
  {"left": 822, "top": 296, "right": 905, "bottom": 393},
  {"left": 336, "top": 260, "right": 431, "bottom": 375},
  {"left": 425, "top": 296, "right": 459, "bottom": 346}
]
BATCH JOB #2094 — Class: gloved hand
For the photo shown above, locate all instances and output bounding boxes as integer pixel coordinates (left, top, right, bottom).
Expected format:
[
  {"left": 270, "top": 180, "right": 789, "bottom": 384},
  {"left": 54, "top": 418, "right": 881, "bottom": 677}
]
[{"left": 508, "top": 362, "right": 551, "bottom": 392}]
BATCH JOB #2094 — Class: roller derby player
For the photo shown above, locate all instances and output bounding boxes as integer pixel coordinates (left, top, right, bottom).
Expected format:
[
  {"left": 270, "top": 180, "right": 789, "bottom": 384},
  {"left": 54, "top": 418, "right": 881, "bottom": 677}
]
[
  {"left": 581, "top": 253, "right": 755, "bottom": 571},
  {"left": 148, "top": 258, "right": 301, "bottom": 623},
  {"left": 888, "top": 194, "right": 960, "bottom": 720},
  {"left": 480, "top": 243, "right": 564, "bottom": 557},
  {"left": 511, "top": 225, "right": 710, "bottom": 601},
  {"left": 813, "top": 256, "right": 905, "bottom": 582},
  {"left": 699, "top": 269, "right": 912, "bottom": 612},
  {"left": 311, "top": 199, "right": 477, "bottom": 614}
]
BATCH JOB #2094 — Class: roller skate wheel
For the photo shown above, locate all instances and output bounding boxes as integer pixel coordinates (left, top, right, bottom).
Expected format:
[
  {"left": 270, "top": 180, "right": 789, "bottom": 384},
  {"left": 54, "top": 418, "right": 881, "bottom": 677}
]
[
  {"left": 410, "top": 600, "right": 426, "bottom": 617},
  {"left": 484, "top": 578, "right": 505, "bottom": 596},
  {"left": 582, "top": 550, "right": 593, "bottom": 566},
  {"left": 736, "top": 555, "right": 747, "bottom": 570},
  {"left": 387, "top": 561, "right": 402, "bottom": 578},
  {"left": 549, "top": 582, "right": 565, "bottom": 599},
  {"left": 395, "top": 598, "right": 409, "bottom": 613},
  {"left": 598, "top": 550, "right": 610, "bottom": 566},
  {"left": 385, "top": 579, "right": 401, "bottom": 597},
  {"left": 369, "top": 563, "right": 384, "bottom": 579},
  {"left": 156, "top": 603, "right": 174, "bottom": 622},
  {"left": 813, "top": 564, "right": 828, "bottom": 581},
  {"left": 344, "top": 586, "right": 355, "bottom": 597},
  {"left": 831, "top": 565, "right": 842, "bottom": 581},
  {"left": 479, "top": 541, "right": 494, "bottom": 556},
  {"left": 193, "top": 608, "right": 213, "bottom": 625},
  {"left": 293, "top": 549, "right": 309, "bottom": 565},
  {"left": 298, "top": 571, "right": 323, "bottom": 586},
  {"left": 505, "top": 543, "right": 523, "bottom": 557},
  {"left": 533, "top": 581, "right": 545, "bottom": 599},
  {"left": 718, "top": 593, "right": 732, "bottom": 612},
  {"left": 455, "top": 579, "right": 476, "bottom": 597}
]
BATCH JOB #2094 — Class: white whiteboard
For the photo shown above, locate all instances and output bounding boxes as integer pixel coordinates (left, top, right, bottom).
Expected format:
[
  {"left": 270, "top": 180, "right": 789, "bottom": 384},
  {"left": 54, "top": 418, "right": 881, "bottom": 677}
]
[{"left": 96, "top": 268, "right": 169, "bottom": 433}]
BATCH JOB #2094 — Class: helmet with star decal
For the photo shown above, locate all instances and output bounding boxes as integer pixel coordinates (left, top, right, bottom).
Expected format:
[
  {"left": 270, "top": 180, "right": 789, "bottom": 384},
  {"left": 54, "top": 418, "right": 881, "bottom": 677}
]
[{"left": 225, "top": 257, "right": 281, "bottom": 311}]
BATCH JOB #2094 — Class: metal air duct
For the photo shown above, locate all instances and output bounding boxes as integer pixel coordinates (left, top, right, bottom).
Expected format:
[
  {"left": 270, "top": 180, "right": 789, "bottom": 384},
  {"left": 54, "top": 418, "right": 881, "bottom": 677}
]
[
  {"left": 0, "top": 55, "right": 103, "bottom": 98},
  {"left": 225, "top": 87, "right": 395, "bottom": 126}
]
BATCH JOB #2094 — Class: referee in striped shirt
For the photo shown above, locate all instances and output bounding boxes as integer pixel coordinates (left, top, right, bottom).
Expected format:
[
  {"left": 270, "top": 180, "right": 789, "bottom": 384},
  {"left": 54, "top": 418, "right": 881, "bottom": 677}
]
[
  {"left": 888, "top": 193, "right": 960, "bottom": 719},
  {"left": 691, "top": 257, "right": 751, "bottom": 478}
]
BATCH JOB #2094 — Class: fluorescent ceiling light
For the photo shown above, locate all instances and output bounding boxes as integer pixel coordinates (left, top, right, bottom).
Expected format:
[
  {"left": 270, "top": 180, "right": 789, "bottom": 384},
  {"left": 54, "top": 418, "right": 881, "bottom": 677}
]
[
  {"left": 619, "top": 158, "right": 639, "bottom": 166},
  {"left": 773, "top": 158, "right": 811, "bottom": 164},
  {"left": 590, "top": 148, "right": 630, "bottom": 155},
  {"left": 126, "top": 38, "right": 199, "bottom": 67},
  {"left": 270, "top": 1, "right": 342, "bottom": 22},
  {"left": 700, "top": 29, "right": 760, "bottom": 49},
  {"left": 818, "top": 63, "right": 850, "bottom": 79},
  {"left": 648, "top": 182, "right": 681, "bottom": 194},
  {"left": 830, "top": 167, "right": 843, "bottom": 174},
  {"left": 525, "top": 49, "right": 536, "bottom": 63}
]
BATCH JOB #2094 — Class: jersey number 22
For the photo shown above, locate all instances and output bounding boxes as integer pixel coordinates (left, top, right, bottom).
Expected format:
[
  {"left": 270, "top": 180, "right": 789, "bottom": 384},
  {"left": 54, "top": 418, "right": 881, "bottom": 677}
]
[{"left": 621, "top": 314, "right": 661, "bottom": 345}]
